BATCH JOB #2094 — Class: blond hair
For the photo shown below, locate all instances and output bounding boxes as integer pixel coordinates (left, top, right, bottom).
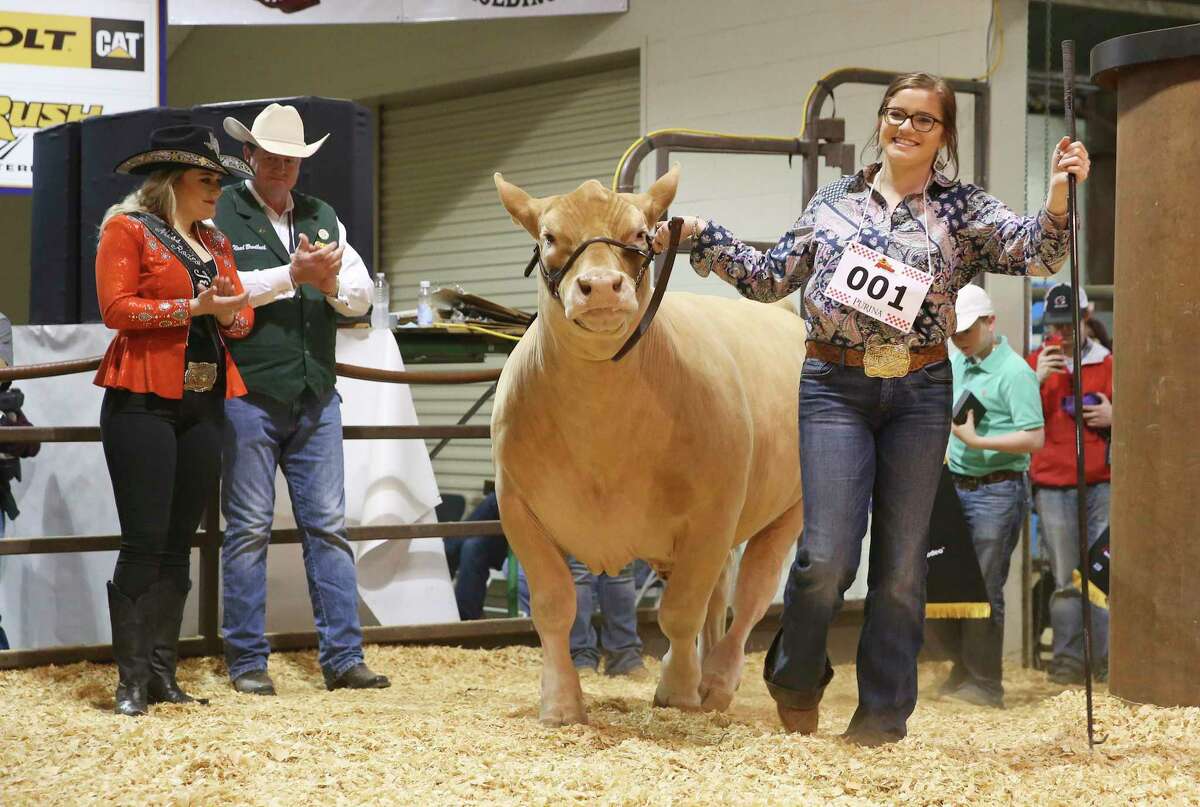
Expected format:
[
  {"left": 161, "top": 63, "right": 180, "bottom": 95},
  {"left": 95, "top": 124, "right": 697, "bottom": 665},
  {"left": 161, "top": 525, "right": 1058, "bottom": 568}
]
[{"left": 99, "top": 167, "right": 187, "bottom": 235}]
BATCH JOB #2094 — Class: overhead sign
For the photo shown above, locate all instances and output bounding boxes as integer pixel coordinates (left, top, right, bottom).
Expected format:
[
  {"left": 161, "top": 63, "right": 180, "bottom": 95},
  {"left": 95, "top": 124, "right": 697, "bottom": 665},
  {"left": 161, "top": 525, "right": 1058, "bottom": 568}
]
[
  {"left": 0, "top": 1, "right": 162, "bottom": 192},
  {"left": 168, "top": 0, "right": 627, "bottom": 25}
]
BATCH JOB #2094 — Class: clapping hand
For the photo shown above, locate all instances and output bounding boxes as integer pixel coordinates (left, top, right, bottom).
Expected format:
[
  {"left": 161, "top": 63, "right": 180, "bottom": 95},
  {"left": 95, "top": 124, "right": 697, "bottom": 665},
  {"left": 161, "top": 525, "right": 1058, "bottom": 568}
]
[
  {"left": 291, "top": 233, "right": 344, "bottom": 296},
  {"left": 192, "top": 276, "right": 249, "bottom": 326}
]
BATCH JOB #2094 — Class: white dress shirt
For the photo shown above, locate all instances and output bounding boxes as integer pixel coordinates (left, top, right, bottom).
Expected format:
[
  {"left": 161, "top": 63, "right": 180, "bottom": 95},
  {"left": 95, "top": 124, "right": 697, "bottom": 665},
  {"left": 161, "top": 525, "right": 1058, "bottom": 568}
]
[{"left": 234, "top": 181, "right": 373, "bottom": 317}]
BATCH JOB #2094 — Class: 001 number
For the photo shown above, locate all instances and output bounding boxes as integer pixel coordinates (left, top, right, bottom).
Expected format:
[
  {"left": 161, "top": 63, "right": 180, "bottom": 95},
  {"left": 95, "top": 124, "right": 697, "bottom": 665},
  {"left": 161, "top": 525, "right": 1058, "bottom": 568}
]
[{"left": 847, "top": 266, "right": 908, "bottom": 311}]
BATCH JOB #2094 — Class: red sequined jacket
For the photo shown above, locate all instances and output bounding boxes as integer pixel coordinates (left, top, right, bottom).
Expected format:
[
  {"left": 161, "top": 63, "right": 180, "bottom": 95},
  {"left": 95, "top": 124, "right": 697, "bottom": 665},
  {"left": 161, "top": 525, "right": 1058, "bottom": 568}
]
[{"left": 94, "top": 214, "right": 254, "bottom": 399}]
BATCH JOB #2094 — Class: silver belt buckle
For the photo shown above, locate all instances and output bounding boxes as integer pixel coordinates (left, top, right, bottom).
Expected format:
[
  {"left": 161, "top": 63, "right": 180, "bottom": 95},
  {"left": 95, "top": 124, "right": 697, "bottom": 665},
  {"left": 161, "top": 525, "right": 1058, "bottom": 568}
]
[{"left": 183, "top": 361, "right": 218, "bottom": 392}]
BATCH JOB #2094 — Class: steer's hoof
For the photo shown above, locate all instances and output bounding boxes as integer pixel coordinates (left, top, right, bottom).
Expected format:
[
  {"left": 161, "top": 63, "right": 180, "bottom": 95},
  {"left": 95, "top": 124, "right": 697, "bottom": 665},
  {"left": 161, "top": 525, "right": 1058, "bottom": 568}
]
[
  {"left": 699, "top": 684, "right": 735, "bottom": 713},
  {"left": 539, "top": 701, "right": 587, "bottom": 727},
  {"left": 652, "top": 686, "right": 702, "bottom": 712}
]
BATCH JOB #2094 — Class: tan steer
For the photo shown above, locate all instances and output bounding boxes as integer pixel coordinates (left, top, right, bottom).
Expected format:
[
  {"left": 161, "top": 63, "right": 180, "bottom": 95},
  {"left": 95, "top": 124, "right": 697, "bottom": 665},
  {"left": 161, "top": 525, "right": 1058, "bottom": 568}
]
[{"left": 492, "top": 167, "right": 805, "bottom": 726}]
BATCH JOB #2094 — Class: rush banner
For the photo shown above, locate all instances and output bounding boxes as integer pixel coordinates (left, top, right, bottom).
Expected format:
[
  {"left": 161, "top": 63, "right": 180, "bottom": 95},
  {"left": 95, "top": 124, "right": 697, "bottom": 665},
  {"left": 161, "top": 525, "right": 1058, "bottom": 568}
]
[
  {"left": 168, "top": 0, "right": 627, "bottom": 25},
  {"left": 0, "top": 0, "right": 162, "bottom": 192}
]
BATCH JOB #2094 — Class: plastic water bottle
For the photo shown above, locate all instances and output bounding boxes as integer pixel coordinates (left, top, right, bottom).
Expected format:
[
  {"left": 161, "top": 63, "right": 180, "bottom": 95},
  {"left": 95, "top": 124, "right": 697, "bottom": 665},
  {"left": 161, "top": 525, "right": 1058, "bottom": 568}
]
[
  {"left": 371, "top": 272, "right": 390, "bottom": 329},
  {"left": 416, "top": 280, "right": 434, "bottom": 326}
]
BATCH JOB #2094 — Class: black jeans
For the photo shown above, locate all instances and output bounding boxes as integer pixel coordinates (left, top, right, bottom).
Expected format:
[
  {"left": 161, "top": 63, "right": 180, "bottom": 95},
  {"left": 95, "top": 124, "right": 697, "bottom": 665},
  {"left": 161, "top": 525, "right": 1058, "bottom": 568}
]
[{"left": 100, "top": 388, "right": 224, "bottom": 599}]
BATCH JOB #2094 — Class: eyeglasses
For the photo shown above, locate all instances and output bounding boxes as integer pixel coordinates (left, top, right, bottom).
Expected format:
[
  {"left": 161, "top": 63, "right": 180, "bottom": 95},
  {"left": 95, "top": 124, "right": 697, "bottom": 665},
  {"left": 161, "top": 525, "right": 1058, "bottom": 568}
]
[{"left": 880, "top": 106, "right": 942, "bottom": 133}]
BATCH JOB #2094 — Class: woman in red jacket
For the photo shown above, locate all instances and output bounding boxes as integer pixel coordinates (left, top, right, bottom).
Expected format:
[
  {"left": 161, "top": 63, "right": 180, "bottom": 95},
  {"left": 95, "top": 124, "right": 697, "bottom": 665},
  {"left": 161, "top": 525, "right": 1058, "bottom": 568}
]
[{"left": 96, "top": 125, "right": 254, "bottom": 716}]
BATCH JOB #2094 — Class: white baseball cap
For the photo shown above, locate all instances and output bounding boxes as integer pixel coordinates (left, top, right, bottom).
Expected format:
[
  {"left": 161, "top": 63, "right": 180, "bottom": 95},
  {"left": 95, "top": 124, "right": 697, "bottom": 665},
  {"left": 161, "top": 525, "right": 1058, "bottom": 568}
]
[{"left": 954, "top": 284, "right": 995, "bottom": 333}]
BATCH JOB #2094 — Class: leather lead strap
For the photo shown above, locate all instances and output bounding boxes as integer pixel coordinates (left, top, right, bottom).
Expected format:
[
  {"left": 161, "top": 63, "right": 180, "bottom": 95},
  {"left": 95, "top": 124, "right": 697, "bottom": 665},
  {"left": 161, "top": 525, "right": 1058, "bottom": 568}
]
[{"left": 611, "top": 217, "right": 684, "bottom": 362}]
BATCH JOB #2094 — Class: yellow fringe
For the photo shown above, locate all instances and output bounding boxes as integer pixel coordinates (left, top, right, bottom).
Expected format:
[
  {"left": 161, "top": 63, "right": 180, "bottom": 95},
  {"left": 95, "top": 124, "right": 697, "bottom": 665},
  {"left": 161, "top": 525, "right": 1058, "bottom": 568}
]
[
  {"left": 925, "top": 602, "right": 992, "bottom": 620},
  {"left": 1072, "top": 570, "right": 1109, "bottom": 610}
]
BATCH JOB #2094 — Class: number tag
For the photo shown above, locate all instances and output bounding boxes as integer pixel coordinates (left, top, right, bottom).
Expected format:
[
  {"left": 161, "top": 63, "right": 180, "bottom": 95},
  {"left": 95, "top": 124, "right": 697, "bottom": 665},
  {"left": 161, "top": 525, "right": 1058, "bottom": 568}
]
[{"left": 825, "top": 241, "right": 933, "bottom": 332}]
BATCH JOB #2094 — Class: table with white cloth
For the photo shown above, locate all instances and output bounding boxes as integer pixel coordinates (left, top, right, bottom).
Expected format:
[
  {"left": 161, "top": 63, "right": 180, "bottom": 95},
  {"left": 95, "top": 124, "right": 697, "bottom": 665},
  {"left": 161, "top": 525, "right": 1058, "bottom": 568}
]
[{"left": 0, "top": 324, "right": 459, "bottom": 651}]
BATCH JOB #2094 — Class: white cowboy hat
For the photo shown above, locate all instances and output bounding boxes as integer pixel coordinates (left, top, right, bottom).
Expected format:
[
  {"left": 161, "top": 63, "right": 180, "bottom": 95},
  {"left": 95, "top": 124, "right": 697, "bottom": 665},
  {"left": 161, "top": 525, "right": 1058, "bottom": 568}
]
[{"left": 222, "top": 102, "right": 329, "bottom": 159}]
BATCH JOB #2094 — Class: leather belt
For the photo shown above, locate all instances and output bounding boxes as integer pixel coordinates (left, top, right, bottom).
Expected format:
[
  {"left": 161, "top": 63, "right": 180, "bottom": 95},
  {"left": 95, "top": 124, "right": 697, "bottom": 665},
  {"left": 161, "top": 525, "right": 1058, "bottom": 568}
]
[
  {"left": 950, "top": 470, "right": 1025, "bottom": 491},
  {"left": 805, "top": 341, "right": 948, "bottom": 373}
]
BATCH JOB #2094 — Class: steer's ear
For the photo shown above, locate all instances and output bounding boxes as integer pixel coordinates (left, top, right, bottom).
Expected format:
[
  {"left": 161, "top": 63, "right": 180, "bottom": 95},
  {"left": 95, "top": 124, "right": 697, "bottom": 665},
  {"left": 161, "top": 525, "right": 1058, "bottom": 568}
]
[
  {"left": 495, "top": 173, "right": 543, "bottom": 239},
  {"left": 622, "top": 163, "right": 680, "bottom": 226}
]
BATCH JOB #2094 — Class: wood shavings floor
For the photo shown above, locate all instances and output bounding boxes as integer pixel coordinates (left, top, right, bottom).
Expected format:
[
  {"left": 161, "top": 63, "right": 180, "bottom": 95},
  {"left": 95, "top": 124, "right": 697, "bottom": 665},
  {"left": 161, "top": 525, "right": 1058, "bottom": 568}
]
[{"left": 2, "top": 645, "right": 1197, "bottom": 806}]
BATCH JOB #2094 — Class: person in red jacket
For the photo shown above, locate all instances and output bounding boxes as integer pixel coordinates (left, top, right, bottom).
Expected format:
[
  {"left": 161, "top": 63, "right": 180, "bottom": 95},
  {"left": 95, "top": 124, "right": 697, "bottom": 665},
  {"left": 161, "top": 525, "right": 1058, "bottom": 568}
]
[
  {"left": 1028, "top": 283, "right": 1112, "bottom": 684},
  {"left": 95, "top": 125, "right": 255, "bottom": 716}
]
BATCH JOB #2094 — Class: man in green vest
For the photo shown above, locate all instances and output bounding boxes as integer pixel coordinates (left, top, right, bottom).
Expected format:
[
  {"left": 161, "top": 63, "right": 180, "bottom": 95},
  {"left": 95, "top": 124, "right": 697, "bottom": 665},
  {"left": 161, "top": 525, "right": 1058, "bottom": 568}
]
[{"left": 216, "top": 103, "right": 388, "bottom": 696}]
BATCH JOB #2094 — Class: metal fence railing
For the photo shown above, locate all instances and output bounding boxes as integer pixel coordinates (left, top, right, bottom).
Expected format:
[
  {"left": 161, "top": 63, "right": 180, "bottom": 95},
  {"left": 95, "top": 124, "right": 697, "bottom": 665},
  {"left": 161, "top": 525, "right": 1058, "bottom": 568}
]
[{"left": 0, "top": 355, "right": 508, "bottom": 670}]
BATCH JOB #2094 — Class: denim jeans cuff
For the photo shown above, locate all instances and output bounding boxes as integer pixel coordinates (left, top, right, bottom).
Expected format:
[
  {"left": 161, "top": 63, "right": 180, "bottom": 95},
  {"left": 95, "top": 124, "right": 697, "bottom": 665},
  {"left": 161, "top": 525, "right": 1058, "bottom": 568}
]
[
  {"left": 762, "top": 630, "right": 834, "bottom": 710},
  {"left": 603, "top": 653, "right": 645, "bottom": 677},
  {"left": 764, "top": 679, "right": 826, "bottom": 710},
  {"left": 227, "top": 660, "right": 268, "bottom": 682},
  {"left": 329, "top": 653, "right": 366, "bottom": 678}
]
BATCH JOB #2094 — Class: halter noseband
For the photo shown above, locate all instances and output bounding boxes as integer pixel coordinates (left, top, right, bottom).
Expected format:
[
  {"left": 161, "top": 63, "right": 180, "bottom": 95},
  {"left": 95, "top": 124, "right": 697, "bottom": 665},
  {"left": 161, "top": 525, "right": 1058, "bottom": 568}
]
[{"left": 523, "top": 235, "right": 655, "bottom": 301}]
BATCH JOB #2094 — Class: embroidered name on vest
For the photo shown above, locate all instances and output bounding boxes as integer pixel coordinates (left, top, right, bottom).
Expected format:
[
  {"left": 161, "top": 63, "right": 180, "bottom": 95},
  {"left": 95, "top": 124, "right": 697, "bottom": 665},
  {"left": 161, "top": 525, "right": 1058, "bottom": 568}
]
[{"left": 233, "top": 243, "right": 269, "bottom": 252}]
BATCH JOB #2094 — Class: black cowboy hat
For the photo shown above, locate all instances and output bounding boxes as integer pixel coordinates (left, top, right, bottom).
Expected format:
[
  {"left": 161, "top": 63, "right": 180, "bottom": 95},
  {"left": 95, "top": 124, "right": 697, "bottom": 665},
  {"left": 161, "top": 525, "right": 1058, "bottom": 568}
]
[{"left": 115, "top": 124, "right": 253, "bottom": 180}]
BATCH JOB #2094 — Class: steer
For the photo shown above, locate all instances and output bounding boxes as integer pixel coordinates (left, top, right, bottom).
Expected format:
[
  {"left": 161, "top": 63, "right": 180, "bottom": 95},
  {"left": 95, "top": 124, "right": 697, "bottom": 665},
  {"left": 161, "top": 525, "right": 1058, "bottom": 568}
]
[{"left": 492, "top": 167, "right": 806, "bottom": 726}]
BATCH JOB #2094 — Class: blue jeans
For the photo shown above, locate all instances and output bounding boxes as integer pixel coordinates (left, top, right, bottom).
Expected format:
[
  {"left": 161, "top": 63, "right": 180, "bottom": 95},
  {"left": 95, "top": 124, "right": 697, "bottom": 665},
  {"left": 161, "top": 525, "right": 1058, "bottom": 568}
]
[
  {"left": 568, "top": 558, "right": 643, "bottom": 674},
  {"left": 764, "top": 357, "right": 953, "bottom": 740},
  {"left": 1035, "top": 483, "right": 1110, "bottom": 668},
  {"left": 936, "top": 476, "right": 1029, "bottom": 699},
  {"left": 220, "top": 390, "right": 364, "bottom": 680},
  {"left": 442, "top": 493, "right": 508, "bottom": 620},
  {"left": 517, "top": 559, "right": 644, "bottom": 675}
]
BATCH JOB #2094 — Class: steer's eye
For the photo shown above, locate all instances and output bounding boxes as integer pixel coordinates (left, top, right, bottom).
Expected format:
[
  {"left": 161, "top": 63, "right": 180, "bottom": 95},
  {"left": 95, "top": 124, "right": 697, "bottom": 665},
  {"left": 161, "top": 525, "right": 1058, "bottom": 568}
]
[{"left": 542, "top": 233, "right": 556, "bottom": 247}]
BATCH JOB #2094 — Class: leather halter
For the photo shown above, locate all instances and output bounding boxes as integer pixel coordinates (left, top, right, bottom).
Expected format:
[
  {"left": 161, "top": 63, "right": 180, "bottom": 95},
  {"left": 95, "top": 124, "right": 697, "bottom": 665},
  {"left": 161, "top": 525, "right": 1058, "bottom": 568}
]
[
  {"left": 524, "top": 234, "right": 655, "bottom": 301},
  {"left": 521, "top": 217, "right": 685, "bottom": 363}
]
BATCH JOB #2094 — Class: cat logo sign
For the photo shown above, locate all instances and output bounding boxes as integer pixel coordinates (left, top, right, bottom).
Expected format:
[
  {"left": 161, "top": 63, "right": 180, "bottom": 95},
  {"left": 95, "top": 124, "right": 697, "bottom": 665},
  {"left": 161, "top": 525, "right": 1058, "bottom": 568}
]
[{"left": 91, "top": 18, "right": 145, "bottom": 71}]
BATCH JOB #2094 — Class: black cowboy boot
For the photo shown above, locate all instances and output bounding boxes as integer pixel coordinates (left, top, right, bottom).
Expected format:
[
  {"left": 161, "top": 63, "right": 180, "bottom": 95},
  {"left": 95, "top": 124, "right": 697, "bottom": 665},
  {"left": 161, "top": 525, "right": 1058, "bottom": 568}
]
[
  {"left": 146, "top": 578, "right": 205, "bottom": 705},
  {"left": 106, "top": 581, "right": 152, "bottom": 717}
]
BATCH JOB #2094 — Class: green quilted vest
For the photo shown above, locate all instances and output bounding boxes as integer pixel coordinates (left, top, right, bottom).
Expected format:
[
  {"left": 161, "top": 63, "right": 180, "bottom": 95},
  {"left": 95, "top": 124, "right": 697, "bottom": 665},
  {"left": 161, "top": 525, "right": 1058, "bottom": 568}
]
[{"left": 215, "top": 183, "right": 341, "bottom": 403}]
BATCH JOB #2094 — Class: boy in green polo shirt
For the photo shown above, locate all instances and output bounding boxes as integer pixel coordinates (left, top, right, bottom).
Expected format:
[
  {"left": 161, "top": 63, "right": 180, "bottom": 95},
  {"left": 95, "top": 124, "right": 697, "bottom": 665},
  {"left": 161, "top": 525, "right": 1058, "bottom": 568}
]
[{"left": 936, "top": 285, "right": 1044, "bottom": 708}]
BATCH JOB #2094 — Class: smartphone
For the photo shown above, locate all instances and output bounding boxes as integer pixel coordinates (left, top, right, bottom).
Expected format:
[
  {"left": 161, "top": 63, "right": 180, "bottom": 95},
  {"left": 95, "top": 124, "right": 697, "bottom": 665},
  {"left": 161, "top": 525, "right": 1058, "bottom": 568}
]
[{"left": 1043, "top": 333, "right": 1064, "bottom": 353}]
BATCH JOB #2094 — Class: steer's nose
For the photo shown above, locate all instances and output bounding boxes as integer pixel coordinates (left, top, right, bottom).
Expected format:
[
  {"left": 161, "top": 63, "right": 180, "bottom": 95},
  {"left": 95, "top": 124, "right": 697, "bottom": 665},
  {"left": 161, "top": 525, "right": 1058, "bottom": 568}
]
[{"left": 573, "top": 270, "right": 626, "bottom": 305}]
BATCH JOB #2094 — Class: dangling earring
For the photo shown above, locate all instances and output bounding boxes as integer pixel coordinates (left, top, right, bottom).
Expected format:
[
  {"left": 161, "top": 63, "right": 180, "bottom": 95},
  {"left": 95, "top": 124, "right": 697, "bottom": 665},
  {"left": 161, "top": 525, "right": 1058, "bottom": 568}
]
[{"left": 934, "top": 148, "right": 948, "bottom": 172}]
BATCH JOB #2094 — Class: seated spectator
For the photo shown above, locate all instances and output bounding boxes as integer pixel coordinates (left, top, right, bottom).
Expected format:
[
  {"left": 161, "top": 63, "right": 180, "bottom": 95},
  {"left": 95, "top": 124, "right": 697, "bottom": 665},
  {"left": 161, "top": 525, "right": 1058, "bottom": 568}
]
[
  {"left": 1028, "top": 283, "right": 1112, "bottom": 684},
  {"left": 442, "top": 492, "right": 509, "bottom": 620}
]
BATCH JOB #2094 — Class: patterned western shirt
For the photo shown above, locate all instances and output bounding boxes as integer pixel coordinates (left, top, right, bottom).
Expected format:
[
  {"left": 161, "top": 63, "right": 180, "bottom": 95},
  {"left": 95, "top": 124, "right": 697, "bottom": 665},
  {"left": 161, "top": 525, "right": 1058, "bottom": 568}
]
[{"left": 689, "top": 164, "right": 1070, "bottom": 351}]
